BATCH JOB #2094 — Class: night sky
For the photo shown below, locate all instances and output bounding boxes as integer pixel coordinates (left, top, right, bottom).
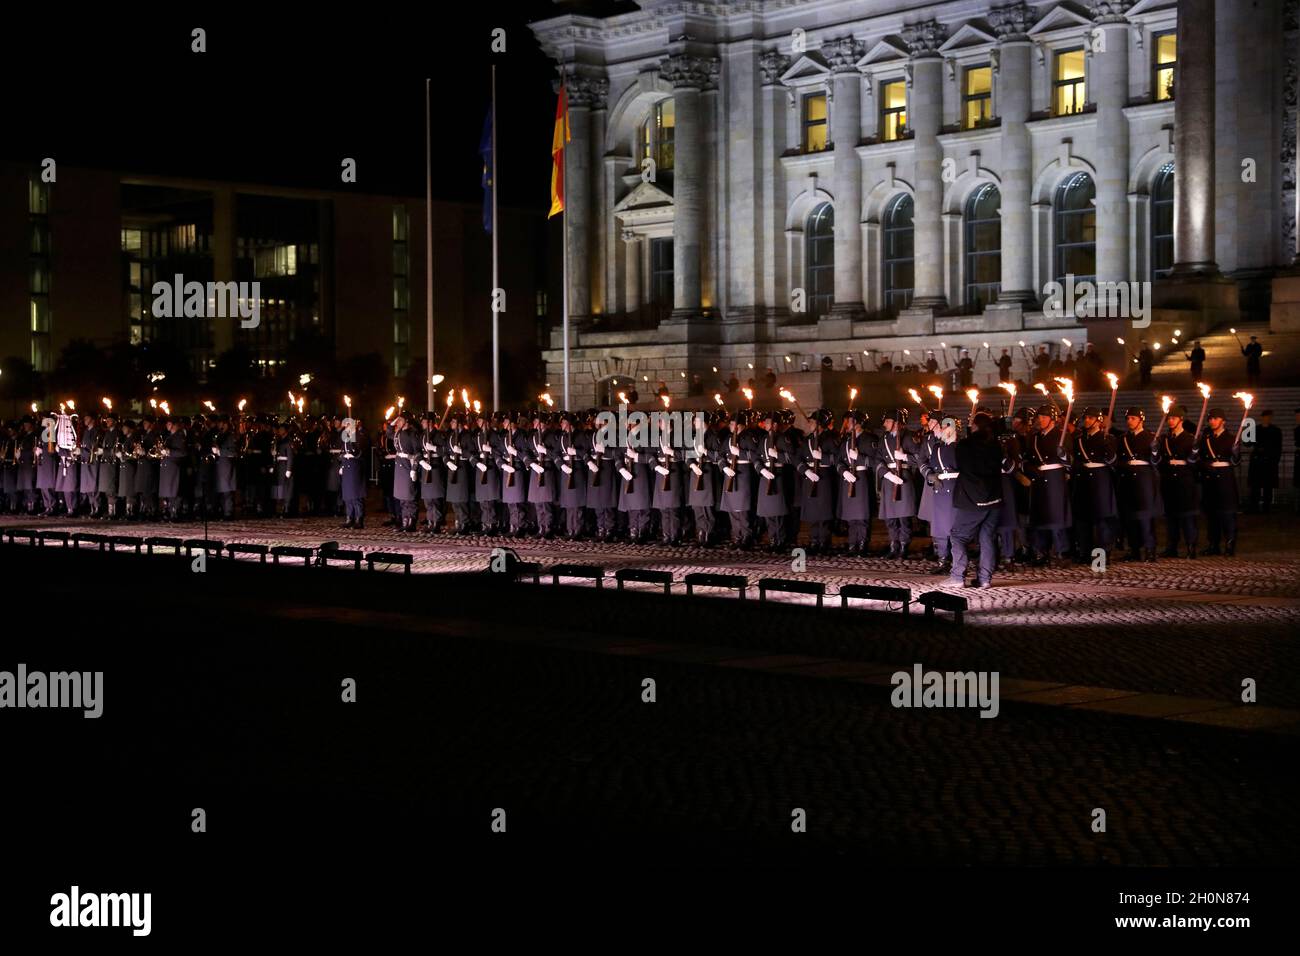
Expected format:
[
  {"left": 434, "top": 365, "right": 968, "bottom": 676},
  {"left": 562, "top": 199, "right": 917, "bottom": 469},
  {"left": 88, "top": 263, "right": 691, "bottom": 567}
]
[{"left": 2, "top": 6, "right": 599, "bottom": 208}]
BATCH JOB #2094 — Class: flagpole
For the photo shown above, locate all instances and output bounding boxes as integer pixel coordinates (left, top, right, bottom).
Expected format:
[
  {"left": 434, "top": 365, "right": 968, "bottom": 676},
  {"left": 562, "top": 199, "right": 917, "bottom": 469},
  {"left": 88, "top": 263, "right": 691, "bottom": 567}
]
[
  {"left": 491, "top": 64, "right": 500, "bottom": 411},
  {"left": 425, "top": 77, "right": 434, "bottom": 411},
  {"left": 563, "top": 206, "right": 570, "bottom": 409}
]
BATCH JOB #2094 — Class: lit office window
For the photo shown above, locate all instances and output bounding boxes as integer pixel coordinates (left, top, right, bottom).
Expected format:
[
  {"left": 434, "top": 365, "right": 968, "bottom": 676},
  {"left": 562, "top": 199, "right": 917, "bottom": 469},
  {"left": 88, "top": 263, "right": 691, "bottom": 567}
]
[
  {"left": 802, "top": 92, "right": 828, "bottom": 152},
  {"left": 880, "top": 80, "right": 907, "bottom": 141},
  {"left": 29, "top": 179, "right": 49, "bottom": 214},
  {"left": 963, "top": 66, "right": 993, "bottom": 129},
  {"left": 1154, "top": 32, "right": 1176, "bottom": 101},
  {"left": 639, "top": 99, "right": 675, "bottom": 173},
  {"left": 1054, "top": 49, "right": 1086, "bottom": 115}
]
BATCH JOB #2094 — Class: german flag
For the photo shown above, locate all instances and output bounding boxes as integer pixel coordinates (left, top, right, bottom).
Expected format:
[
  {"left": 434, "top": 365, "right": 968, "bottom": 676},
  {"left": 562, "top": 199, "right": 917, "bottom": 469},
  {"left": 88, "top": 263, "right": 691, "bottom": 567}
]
[{"left": 549, "top": 85, "right": 569, "bottom": 218}]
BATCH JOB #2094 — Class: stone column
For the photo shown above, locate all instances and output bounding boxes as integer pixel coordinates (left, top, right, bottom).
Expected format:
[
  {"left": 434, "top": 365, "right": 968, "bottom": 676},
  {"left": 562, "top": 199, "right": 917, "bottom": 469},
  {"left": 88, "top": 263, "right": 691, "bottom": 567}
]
[
  {"left": 991, "top": 2, "right": 1036, "bottom": 304},
  {"left": 661, "top": 54, "right": 718, "bottom": 322},
  {"left": 564, "top": 78, "right": 602, "bottom": 326},
  {"left": 1173, "top": 0, "right": 1218, "bottom": 274},
  {"left": 1090, "top": 2, "right": 1132, "bottom": 285},
  {"left": 825, "top": 36, "right": 866, "bottom": 325},
  {"left": 759, "top": 51, "right": 790, "bottom": 330},
  {"left": 904, "top": 20, "right": 948, "bottom": 310}
]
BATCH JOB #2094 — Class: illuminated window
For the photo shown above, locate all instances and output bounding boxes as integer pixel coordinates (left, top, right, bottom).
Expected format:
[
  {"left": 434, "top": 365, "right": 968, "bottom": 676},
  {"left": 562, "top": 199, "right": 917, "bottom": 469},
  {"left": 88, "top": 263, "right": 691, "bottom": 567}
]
[
  {"left": 964, "top": 184, "right": 1001, "bottom": 308},
  {"left": 1054, "top": 172, "right": 1095, "bottom": 283},
  {"left": 1153, "top": 32, "right": 1176, "bottom": 101},
  {"left": 639, "top": 99, "right": 675, "bottom": 174},
  {"left": 880, "top": 80, "right": 907, "bottom": 141},
  {"left": 883, "top": 194, "right": 914, "bottom": 312},
  {"left": 963, "top": 66, "right": 993, "bottom": 129},
  {"left": 802, "top": 92, "right": 828, "bottom": 152},
  {"left": 1054, "top": 49, "right": 1086, "bottom": 115},
  {"left": 28, "top": 179, "right": 49, "bottom": 214},
  {"left": 121, "top": 228, "right": 142, "bottom": 253},
  {"left": 806, "top": 202, "right": 834, "bottom": 319},
  {"left": 1151, "top": 163, "right": 1175, "bottom": 279}
]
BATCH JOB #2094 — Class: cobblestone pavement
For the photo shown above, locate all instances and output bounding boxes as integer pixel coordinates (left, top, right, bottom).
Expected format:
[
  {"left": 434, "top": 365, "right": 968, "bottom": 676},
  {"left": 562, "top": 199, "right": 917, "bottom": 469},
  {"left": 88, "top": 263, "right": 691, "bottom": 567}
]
[
  {"left": 111, "top": 615, "right": 1300, "bottom": 866},
  {"left": 7, "top": 510, "right": 1298, "bottom": 707}
]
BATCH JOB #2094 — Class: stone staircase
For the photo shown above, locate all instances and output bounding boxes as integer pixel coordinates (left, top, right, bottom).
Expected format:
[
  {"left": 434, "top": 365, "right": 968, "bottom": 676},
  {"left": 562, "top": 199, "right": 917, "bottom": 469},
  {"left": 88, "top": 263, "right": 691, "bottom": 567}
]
[{"left": 1140, "top": 319, "right": 1300, "bottom": 390}]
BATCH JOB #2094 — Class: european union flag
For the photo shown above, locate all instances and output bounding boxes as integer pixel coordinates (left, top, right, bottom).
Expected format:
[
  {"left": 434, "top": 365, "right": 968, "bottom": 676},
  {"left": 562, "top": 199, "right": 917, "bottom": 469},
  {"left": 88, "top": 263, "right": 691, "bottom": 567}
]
[{"left": 479, "top": 106, "right": 493, "bottom": 233}]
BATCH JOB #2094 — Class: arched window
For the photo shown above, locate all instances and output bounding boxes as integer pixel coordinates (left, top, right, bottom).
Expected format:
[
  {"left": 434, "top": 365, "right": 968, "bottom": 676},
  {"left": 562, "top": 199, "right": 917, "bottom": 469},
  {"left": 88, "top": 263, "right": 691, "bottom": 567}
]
[
  {"left": 1151, "top": 163, "right": 1174, "bottom": 279},
  {"left": 883, "top": 194, "right": 914, "bottom": 313},
  {"left": 806, "top": 202, "right": 834, "bottom": 319},
  {"left": 638, "top": 99, "right": 675, "bottom": 178},
  {"left": 1054, "top": 172, "right": 1095, "bottom": 283},
  {"left": 964, "top": 183, "right": 1001, "bottom": 309}
]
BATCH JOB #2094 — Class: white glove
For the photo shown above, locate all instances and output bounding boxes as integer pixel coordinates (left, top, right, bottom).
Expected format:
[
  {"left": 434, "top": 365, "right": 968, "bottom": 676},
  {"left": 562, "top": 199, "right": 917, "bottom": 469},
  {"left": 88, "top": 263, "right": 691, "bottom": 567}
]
[
  {"left": 593, "top": 442, "right": 606, "bottom": 453},
  {"left": 843, "top": 471, "right": 857, "bottom": 484},
  {"left": 285, "top": 470, "right": 292, "bottom": 478},
  {"left": 211, "top": 447, "right": 220, "bottom": 457},
  {"left": 419, "top": 460, "right": 433, "bottom": 471},
  {"left": 804, "top": 468, "right": 819, "bottom": 482},
  {"left": 507, "top": 446, "right": 516, "bottom": 457},
  {"left": 722, "top": 466, "right": 736, "bottom": 478},
  {"left": 446, "top": 461, "right": 458, "bottom": 472},
  {"left": 812, "top": 449, "right": 822, "bottom": 460},
  {"left": 161, "top": 449, "right": 170, "bottom": 457},
  {"left": 729, "top": 442, "right": 739, "bottom": 455},
  {"left": 654, "top": 465, "right": 670, "bottom": 476},
  {"left": 884, "top": 472, "right": 905, "bottom": 485},
  {"left": 618, "top": 467, "right": 633, "bottom": 482},
  {"left": 530, "top": 462, "right": 544, "bottom": 474},
  {"left": 560, "top": 463, "right": 573, "bottom": 474},
  {"left": 689, "top": 463, "right": 702, "bottom": 476},
  {"left": 586, "top": 460, "right": 599, "bottom": 473},
  {"left": 500, "top": 463, "right": 515, "bottom": 474},
  {"left": 760, "top": 468, "right": 775, "bottom": 481},
  {"left": 848, "top": 447, "right": 858, "bottom": 461},
  {"left": 476, "top": 462, "right": 488, "bottom": 473},
  {"left": 408, "top": 470, "right": 416, "bottom": 482},
  {"left": 662, "top": 447, "right": 674, "bottom": 458}
]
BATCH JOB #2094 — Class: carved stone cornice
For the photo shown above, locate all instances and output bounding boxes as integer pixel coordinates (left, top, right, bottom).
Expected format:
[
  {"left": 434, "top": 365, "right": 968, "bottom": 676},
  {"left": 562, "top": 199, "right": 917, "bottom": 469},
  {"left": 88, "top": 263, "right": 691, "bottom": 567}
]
[
  {"left": 1088, "top": 0, "right": 1134, "bottom": 24},
  {"left": 660, "top": 53, "right": 720, "bottom": 91},
  {"left": 902, "top": 19, "right": 946, "bottom": 58},
  {"left": 759, "top": 49, "right": 790, "bottom": 85},
  {"left": 823, "top": 35, "right": 865, "bottom": 72},
  {"left": 989, "top": 1, "right": 1034, "bottom": 40}
]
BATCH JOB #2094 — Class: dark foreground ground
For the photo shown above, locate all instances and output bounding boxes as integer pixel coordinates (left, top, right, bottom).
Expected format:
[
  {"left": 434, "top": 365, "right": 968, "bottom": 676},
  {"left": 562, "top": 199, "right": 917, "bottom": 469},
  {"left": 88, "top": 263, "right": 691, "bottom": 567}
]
[{"left": 1, "top": 541, "right": 1295, "bottom": 940}]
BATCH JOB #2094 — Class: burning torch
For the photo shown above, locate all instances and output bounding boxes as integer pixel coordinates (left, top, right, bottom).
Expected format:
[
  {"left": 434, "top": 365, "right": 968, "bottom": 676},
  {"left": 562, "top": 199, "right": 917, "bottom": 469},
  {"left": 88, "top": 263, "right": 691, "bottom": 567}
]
[
  {"left": 1192, "top": 382, "right": 1212, "bottom": 444},
  {"left": 1104, "top": 372, "right": 1120, "bottom": 425},
  {"left": 997, "top": 381, "right": 1017, "bottom": 421},
  {"left": 927, "top": 385, "right": 944, "bottom": 413},
  {"left": 965, "top": 387, "right": 980, "bottom": 426},
  {"left": 1231, "top": 391, "right": 1254, "bottom": 446},
  {"left": 1053, "top": 378, "right": 1075, "bottom": 450},
  {"left": 1154, "top": 395, "right": 1173, "bottom": 442}
]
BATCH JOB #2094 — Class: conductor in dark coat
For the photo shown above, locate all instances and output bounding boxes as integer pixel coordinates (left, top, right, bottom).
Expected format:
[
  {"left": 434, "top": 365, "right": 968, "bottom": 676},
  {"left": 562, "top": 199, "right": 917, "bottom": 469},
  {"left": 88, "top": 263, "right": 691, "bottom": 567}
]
[{"left": 948, "top": 411, "right": 1005, "bottom": 588}]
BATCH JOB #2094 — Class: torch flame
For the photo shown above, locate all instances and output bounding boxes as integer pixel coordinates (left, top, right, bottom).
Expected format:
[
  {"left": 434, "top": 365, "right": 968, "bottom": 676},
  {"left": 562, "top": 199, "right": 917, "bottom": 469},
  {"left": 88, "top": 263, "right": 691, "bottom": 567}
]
[
  {"left": 296, "top": 398, "right": 304, "bottom": 413},
  {"left": 238, "top": 398, "right": 248, "bottom": 412},
  {"left": 66, "top": 400, "right": 75, "bottom": 411},
  {"left": 907, "top": 388, "right": 922, "bottom": 405},
  {"left": 1161, "top": 395, "right": 1173, "bottom": 414},
  {"left": 997, "top": 382, "right": 1016, "bottom": 395},
  {"left": 344, "top": 395, "right": 352, "bottom": 410},
  {"left": 965, "top": 388, "right": 980, "bottom": 404},
  {"left": 1105, "top": 372, "right": 1119, "bottom": 390},
  {"left": 384, "top": 406, "right": 395, "bottom": 420},
  {"left": 398, "top": 396, "right": 406, "bottom": 410},
  {"left": 159, "top": 401, "right": 170, "bottom": 415},
  {"left": 101, "top": 397, "right": 112, "bottom": 410},
  {"left": 617, "top": 391, "right": 628, "bottom": 404},
  {"left": 1034, "top": 383, "right": 1049, "bottom": 396},
  {"left": 741, "top": 387, "right": 754, "bottom": 401},
  {"left": 461, "top": 389, "right": 469, "bottom": 407},
  {"left": 778, "top": 389, "right": 795, "bottom": 403},
  {"left": 1232, "top": 391, "right": 1254, "bottom": 410},
  {"left": 473, "top": 400, "right": 482, "bottom": 414},
  {"left": 713, "top": 393, "right": 724, "bottom": 406},
  {"left": 1197, "top": 382, "right": 1211, "bottom": 400},
  {"left": 447, "top": 391, "right": 456, "bottom": 407},
  {"left": 849, "top": 387, "right": 859, "bottom": 402},
  {"left": 1053, "top": 378, "right": 1074, "bottom": 402},
  {"left": 660, "top": 394, "right": 671, "bottom": 408},
  {"left": 203, "top": 401, "right": 216, "bottom": 412},
  {"left": 31, "top": 403, "right": 37, "bottom": 413},
  {"left": 927, "top": 385, "right": 943, "bottom": 401},
  {"left": 287, "top": 390, "right": 295, "bottom": 404},
  {"left": 149, "top": 399, "right": 158, "bottom": 409}
]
